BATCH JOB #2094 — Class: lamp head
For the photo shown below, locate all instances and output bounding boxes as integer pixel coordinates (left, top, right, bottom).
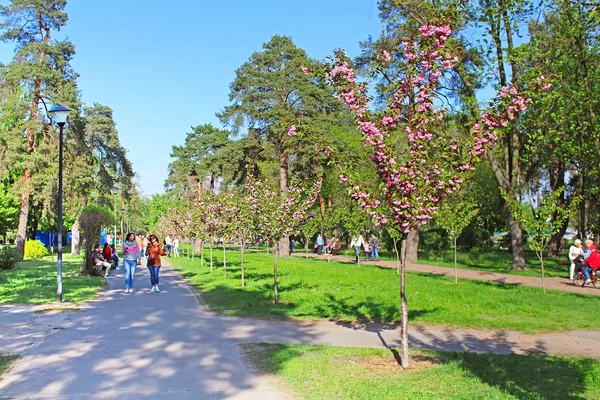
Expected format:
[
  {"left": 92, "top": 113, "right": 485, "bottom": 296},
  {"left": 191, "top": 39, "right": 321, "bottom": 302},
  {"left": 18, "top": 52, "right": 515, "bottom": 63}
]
[
  {"left": 48, "top": 104, "right": 71, "bottom": 125},
  {"left": 111, "top": 186, "right": 118, "bottom": 195}
]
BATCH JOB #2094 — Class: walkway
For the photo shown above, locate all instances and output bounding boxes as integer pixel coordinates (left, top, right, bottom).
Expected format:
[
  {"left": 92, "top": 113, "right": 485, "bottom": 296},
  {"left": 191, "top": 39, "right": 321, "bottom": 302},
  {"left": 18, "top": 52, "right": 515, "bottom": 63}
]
[
  {"left": 2, "top": 260, "right": 600, "bottom": 399},
  {"left": 292, "top": 252, "right": 600, "bottom": 296}
]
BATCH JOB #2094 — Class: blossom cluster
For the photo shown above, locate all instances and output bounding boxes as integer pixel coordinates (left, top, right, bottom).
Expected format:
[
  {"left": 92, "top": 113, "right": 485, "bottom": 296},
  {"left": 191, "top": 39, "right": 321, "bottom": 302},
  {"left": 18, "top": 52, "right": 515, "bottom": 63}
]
[{"left": 317, "top": 24, "right": 545, "bottom": 234}]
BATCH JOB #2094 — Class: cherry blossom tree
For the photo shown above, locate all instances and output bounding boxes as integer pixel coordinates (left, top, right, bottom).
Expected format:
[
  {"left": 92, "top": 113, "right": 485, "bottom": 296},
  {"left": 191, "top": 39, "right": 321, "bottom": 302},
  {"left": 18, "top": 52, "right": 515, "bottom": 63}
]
[
  {"left": 246, "top": 175, "right": 322, "bottom": 303},
  {"left": 295, "top": 24, "right": 549, "bottom": 367}
]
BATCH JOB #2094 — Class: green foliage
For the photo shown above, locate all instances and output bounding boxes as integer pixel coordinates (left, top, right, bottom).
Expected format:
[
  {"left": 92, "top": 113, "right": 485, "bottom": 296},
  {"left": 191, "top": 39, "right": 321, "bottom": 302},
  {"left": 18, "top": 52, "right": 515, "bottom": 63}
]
[
  {"left": 23, "top": 240, "right": 48, "bottom": 260},
  {"left": 504, "top": 188, "right": 579, "bottom": 255},
  {"left": 0, "top": 246, "right": 17, "bottom": 270},
  {"left": 243, "top": 344, "right": 600, "bottom": 400},
  {"left": 0, "top": 184, "right": 19, "bottom": 238}
]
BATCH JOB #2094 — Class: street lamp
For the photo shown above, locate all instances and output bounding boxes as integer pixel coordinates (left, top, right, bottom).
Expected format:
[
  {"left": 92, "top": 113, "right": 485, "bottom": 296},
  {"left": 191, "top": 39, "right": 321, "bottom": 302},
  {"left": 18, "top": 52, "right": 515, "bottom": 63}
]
[
  {"left": 111, "top": 186, "right": 118, "bottom": 245},
  {"left": 120, "top": 207, "right": 125, "bottom": 243},
  {"left": 48, "top": 104, "right": 71, "bottom": 303}
]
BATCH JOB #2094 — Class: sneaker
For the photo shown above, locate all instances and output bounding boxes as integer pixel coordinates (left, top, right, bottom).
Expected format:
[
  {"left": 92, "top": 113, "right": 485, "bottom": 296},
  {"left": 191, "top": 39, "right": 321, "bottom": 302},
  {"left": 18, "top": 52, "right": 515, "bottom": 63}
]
[
  {"left": 155, "top": 285, "right": 160, "bottom": 293},
  {"left": 105, "top": 274, "right": 110, "bottom": 278},
  {"left": 129, "top": 288, "right": 134, "bottom": 293},
  {"left": 151, "top": 286, "right": 156, "bottom": 292},
  {"left": 585, "top": 279, "right": 592, "bottom": 285},
  {"left": 124, "top": 288, "right": 130, "bottom": 293}
]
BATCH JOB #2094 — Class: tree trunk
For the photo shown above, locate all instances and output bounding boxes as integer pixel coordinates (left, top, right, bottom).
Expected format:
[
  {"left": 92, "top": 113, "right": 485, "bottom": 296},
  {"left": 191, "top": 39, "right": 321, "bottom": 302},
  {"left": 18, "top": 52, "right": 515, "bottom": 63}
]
[
  {"left": 507, "top": 212, "right": 527, "bottom": 269},
  {"left": 393, "top": 238, "right": 400, "bottom": 275},
  {"left": 547, "top": 220, "right": 568, "bottom": 258},
  {"left": 539, "top": 252, "right": 546, "bottom": 295},
  {"left": 273, "top": 246, "right": 279, "bottom": 304},
  {"left": 209, "top": 239, "right": 213, "bottom": 272},
  {"left": 16, "top": 184, "right": 31, "bottom": 261},
  {"left": 209, "top": 173, "right": 216, "bottom": 192},
  {"left": 278, "top": 152, "right": 290, "bottom": 257},
  {"left": 405, "top": 228, "right": 419, "bottom": 262},
  {"left": 454, "top": 236, "right": 458, "bottom": 284},
  {"left": 241, "top": 237, "right": 245, "bottom": 288},
  {"left": 71, "top": 218, "right": 81, "bottom": 256},
  {"left": 400, "top": 234, "right": 409, "bottom": 368},
  {"left": 223, "top": 243, "right": 227, "bottom": 275},
  {"left": 319, "top": 195, "right": 326, "bottom": 220},
  {"left": 305, "top": 234, "right": 309, "bottom": 259}
]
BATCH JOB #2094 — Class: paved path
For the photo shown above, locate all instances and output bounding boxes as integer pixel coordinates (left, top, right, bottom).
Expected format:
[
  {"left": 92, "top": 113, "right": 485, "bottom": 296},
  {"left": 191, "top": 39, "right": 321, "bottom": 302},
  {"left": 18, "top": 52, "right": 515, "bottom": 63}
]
[
  {"left": 2, "top": 260, "right": 600, "bottom": 399},
  {"left": 292, "top": 252, "right": 600, "bottom": 296}
]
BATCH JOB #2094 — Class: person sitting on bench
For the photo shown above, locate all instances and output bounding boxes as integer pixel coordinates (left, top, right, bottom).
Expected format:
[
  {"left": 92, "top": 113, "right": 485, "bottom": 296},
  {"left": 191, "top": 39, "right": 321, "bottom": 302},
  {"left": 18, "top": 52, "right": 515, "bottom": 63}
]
[{"left": 91, "top": 244, "right": 112, "bottom": 277}]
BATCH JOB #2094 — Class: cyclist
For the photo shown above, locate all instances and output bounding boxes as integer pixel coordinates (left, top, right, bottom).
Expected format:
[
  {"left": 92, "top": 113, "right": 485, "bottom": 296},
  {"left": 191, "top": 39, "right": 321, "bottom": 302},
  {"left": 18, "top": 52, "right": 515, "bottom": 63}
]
[{"left": 583, "top": 244, "right": 600, "bottom": 285}]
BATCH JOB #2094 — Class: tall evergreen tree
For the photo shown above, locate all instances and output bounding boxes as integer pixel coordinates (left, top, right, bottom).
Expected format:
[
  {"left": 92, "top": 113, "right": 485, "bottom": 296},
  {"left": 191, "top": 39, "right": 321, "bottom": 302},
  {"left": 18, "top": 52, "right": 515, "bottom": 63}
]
[
  {"left": 0, "top": 0, "right": 77, "bottom": 259},
  {"left": 219, "top": 35, "right": 342, "bottom": 256}
]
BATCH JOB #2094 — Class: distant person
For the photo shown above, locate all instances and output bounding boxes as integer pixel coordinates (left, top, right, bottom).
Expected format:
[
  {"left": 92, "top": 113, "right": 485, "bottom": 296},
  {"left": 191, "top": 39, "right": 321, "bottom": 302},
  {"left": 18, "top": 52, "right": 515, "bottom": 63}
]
[
  {"left": 135, "top": 234, "right": 144, "bottom": 259},
  {"left": 316, "top": 233, "right": 324, "bottom": 255},
  {"left": 363, "top": 240, "right": 371, "bottom": 261},
  {"left": 164, "top": 235, "right": 172, "bottom": 258},
  {"left": 583, "top": 244, "right": 600, "bottom": 285},
  {"left": 172, "top": 238, "right": 180, "bottom": 258},
  {"left": 109, "top": 244, "right": 121, "bottom": 269},
  {"left": 568, "top": 239, "right": 584, "bottom": 280},
  {"left": 146, "top": 233, "right": 167, "bottom": 293},
  {"left": 122, "top": 232, "right": 141, "bottom": 293},
  {"left": 368, "top": 234, "right": 380, "bottom": 261},
  {"left": 91, "top": 244, "right": 112, "bottom": 277},
  {"left": 350, "top": 234, "right": 365, "bottom": 263},
  {"left": 102, "top": 243, "right": 112, "bottom": 270}
]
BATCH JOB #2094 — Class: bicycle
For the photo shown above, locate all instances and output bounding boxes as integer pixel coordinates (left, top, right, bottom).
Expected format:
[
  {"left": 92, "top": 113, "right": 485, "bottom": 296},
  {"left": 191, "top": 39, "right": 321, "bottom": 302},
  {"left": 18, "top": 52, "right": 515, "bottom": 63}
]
[{"left": 574, "top": 268, "right": 600, "bottom": 288}]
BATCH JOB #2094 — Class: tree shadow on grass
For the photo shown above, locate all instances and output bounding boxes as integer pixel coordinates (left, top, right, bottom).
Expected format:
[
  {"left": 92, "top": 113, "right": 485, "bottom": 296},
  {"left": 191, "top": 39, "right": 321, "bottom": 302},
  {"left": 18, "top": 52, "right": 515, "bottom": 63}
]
[
  {"left": 447, "top": 352, "right": 597, "bottom": 400},
  {"left": 199, "top": 283, "right": 297, "bottom": 320}
]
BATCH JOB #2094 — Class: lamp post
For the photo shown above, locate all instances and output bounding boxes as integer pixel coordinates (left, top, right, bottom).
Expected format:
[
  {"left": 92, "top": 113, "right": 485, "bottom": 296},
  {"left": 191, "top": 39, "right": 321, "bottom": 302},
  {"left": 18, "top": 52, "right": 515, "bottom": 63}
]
[
  {"left": 48, "top": 104, "right": 71, "bottom": 303},
  {"left": 111, "top": 186, "right": 118, "bottom": 245},
  {"left": 120, "top": 207, "right": 125, "bottom": 242}
]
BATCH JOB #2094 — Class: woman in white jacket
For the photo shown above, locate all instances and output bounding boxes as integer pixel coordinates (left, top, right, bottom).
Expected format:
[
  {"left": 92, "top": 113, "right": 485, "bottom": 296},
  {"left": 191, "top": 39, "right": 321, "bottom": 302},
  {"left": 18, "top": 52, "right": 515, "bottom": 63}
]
[
  {"left": 350, "top": 234, "right": 365, "bottom": 264},
  {"left": 569, "top": 239, "right": 584, "bottom": 280}
]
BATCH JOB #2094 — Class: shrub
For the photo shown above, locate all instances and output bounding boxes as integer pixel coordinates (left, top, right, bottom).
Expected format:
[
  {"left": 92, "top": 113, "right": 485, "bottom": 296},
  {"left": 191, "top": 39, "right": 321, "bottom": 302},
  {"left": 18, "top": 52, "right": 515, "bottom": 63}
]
[
  {"left": 24, "top": 240, "right": 48, "bottom": 260},
  {"left": 0, "top": 246, "right": 18, "bottom": 270}
]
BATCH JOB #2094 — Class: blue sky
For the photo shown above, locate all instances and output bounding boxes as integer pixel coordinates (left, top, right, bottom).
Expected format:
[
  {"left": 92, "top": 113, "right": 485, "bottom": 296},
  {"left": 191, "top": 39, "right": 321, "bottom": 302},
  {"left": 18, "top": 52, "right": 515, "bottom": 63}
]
[{"left": 1, "top": 0, "right": 383, "bottom": 195}]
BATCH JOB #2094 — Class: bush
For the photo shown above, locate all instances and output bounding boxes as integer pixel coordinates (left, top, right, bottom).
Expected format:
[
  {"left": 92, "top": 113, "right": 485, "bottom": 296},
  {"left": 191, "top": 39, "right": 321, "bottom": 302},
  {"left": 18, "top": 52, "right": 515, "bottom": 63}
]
[
  {"left": 24, "top": 240, "right": 48, "bottom": 260},
  {"left": 0, "top": 246, "right": 18, "bottom": 270}
]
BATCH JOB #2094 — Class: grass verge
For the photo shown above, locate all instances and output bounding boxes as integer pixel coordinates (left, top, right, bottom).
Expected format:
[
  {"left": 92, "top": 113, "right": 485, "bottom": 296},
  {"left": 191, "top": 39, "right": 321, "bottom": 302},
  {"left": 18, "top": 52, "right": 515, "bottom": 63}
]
[
  {"left": 171, "top": 250, "right": 600, "bottom": 333},
  {"left": 242, "top": 343, "right": 600, "bottom": 400},
  {"left": 0, "top": 354, "right": 18, "bottom": 379},
  {"left": 0, "top": 254, "right": 105, "bottom": 304}
]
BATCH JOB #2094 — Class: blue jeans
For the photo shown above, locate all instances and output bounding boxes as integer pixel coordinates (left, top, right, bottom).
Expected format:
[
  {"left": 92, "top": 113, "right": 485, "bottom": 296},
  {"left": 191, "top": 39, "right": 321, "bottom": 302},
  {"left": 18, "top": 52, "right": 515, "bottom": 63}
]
[
  {"left": 370, "top": 247, "right": 379, "bottom": 261},
  {"left": 584, "top": 266, "right": 595, "bottom": 281},
  {"left": 123, "top": 260, "right": 137, "bottom": 289},
  {"left": 148, "top": 266, "right": 161, "bottom": 286}
]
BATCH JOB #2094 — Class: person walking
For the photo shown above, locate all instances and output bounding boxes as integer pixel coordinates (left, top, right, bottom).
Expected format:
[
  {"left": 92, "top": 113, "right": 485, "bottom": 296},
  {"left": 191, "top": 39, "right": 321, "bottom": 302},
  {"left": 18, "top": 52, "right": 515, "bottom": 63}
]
[
  {"left": 350, "top": 234, "right": 365, "bottom": 263},
  {"left": 316, "top": 233, "right": 324, "bottom": 255},
  {"left": 122, "top": 232, "right": 141, "bottom": 293},
  {"left": 146, "top": 233, "right": 167, "bottom": 293},
  {"left": 369, "top": 233, "right": 380, "bottom": 261},
  {"left": 568, "top": 239, "right": 584, "bottom": 280},
  {"left": 172, "top": 238, "right": 180, "bottom": 258}
]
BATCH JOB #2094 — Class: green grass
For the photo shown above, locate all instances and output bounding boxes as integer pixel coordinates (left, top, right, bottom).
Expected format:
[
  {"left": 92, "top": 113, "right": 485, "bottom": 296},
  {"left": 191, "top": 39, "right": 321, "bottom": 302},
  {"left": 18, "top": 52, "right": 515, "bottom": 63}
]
[
  {"left": 332, "top": 247, "right": 567, "bottom": 278},
  {"left": 0, "top": 354, "right": 18, "bottom": 378},
  {"left": 242, "top": 343, "right": 600, "bottom": 400},
  {"left": 171, "top": 250, "right": 600, "bottom": 333},
  {"left": 416, "top": 249, "right": 567, "bottom": 278},
  {"left": 0, "top": 254, "right": 105, "bottom": 304}
]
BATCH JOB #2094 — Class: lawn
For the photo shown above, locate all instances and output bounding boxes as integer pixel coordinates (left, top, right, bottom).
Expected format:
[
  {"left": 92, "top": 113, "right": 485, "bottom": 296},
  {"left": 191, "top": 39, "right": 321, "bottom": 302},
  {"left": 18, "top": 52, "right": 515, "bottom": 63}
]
[
  {"left": 0, "top": 254, "right": 105, "bottom": 304},
  {"left": 242, "top": 343, "right": 600, "bottom": 400},
  {"left": 330, "top": 246, "right": 567, "bottom": 278},
  {"left": 170, "top": 250, "right": 600, "bottom": 333},
  {"left": 0, "top": 354, "right": 18, "bottom": 381}
]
